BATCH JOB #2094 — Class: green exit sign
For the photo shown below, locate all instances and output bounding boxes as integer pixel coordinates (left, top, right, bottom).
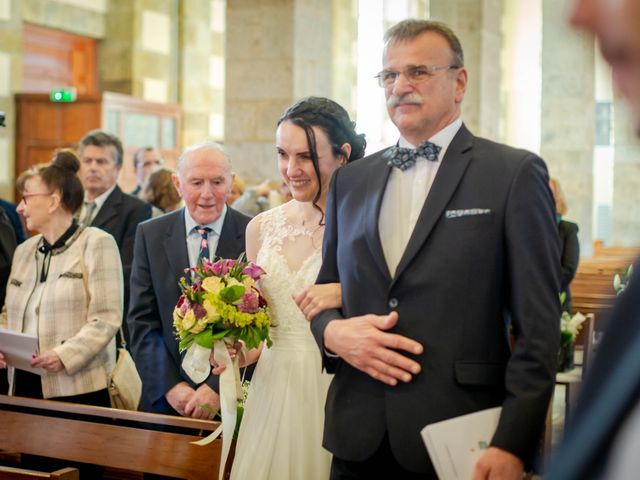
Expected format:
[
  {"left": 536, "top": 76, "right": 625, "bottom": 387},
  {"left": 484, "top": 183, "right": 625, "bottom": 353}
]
[{"left": 50, "top": 88, "right": 77, "bottom": 102}]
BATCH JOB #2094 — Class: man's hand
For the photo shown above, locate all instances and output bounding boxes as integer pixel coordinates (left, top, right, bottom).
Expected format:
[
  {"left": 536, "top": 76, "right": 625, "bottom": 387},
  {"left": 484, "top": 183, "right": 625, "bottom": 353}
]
[
  {"left": 323, "top": 311, "right": 423, "bottom": 386},
  {"left": 473, "top": 447, "right": 524, "bottom": 480},
  {"left": 184, "top": 383, "right": 221, "bottom": 420},
  {"left": 31, "top": 350, "right": 64, "bottom": 372},
  {"left": 0, "top": 352, "right": 7, "bottom": 369},
  {"left": 293, "top": 283, "right": 342, "bottom": 321},
  {"left": 165, "top": 382, "right": 195, "bottom": 416}
]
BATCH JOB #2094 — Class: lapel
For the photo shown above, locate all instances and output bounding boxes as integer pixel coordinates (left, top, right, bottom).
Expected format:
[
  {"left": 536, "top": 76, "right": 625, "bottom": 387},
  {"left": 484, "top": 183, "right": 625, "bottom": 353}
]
[
  {"left": 92, "top": 185, "right": 122, "bottom": 229},
  {"left": 364, "top": 150, "right": 394, "bottom": 283},
  {"left": 391, "top": 125, "right": 474, "bottom": 287},
  {"left": 215, "top": 209, "right": 244, "bottom": 259},
  {"left": 163, "top": 209, "right": 190, "bottom": 282}
]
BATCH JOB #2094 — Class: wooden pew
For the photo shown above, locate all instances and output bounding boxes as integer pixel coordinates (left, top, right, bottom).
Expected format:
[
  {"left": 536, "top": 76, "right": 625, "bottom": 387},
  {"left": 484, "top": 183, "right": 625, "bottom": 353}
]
[
  {"left": 0, "top": 395, "right": 229, "bottom": 480},
  {"left": 568, "top": 243, "right": 637, "bottom": 337},
  {"left": 592, "top": 240, "right": 640, "bottom": 260},
  {"left": 0, "top": 466, "right": 79, "bottom": 480}
]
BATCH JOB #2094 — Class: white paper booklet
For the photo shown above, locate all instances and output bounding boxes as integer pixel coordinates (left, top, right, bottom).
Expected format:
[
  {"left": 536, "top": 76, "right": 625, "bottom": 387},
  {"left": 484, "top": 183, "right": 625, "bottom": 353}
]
[
  {"left": 421, "top": 407, "right": 502, "bottom": 480},
  {"left": 0, "top": 327, "right": 41, "bottom": 375}
]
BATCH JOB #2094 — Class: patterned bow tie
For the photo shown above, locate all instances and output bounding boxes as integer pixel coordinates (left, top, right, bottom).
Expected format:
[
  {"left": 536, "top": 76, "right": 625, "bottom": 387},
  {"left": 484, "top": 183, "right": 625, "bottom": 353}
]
[{"left": 385, "top": 141, "right": 442, "bottom": 171}]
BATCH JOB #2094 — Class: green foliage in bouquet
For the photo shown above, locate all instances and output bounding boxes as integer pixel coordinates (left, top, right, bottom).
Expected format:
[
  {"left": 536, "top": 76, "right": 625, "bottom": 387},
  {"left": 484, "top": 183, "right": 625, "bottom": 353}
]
[{"left": 173, "top": 255, "right": 273, "bottom": 353}]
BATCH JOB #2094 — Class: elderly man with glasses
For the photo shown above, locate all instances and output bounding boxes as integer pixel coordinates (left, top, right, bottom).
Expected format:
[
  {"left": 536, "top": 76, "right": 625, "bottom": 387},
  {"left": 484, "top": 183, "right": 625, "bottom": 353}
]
[{"left": 310, "top": 19, "right": 561, "bottom": 479}]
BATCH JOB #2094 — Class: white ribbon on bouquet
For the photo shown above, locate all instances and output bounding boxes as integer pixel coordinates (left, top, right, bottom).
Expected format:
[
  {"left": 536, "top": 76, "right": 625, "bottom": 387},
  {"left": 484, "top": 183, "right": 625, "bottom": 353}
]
[{"left": 184, "top": 340, "right": 242, "bottom": 480}]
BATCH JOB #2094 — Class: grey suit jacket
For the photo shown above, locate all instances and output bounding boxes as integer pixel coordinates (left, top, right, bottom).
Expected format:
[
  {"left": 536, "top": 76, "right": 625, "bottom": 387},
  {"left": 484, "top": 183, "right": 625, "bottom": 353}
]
[
  {"left": 311, "top": 124, "right": 561, "bottom": 474},
  {"left": 128, "top": 207, "right": 250, "bottom": 415}
]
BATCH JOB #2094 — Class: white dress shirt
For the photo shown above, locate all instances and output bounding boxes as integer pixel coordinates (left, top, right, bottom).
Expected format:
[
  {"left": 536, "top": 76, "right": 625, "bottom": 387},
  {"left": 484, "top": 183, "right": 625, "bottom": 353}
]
[
  {"left": 184, "top": 205, "right": 228, "bottom": 267},
  {"left": 79, "top": 184, "right": 117, "bottom": 224},
  {"left": 379, "top": 118, "right": 462, "bottom": 276}
]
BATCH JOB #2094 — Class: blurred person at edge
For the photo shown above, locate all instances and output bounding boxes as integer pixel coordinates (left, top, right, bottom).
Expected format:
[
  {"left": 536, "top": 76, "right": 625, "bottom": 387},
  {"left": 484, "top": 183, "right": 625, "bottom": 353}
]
[
  {"left": 143, "top": 167, "right": 183, "bottom": 217},
  {"left": 549, "top": 178, "right": 580, "bottom": 313},
  {"left": 227, "top": 174, "right": 246, "bottom": 205},
  {"left": 548, "top": 1, "right": 640, "bottom": 479},
  {"left": 131, "top": 146, "right": 164, "bottom": 198},
  {"left": 0, "top": 149, "right": 121, "bottom": 406}
]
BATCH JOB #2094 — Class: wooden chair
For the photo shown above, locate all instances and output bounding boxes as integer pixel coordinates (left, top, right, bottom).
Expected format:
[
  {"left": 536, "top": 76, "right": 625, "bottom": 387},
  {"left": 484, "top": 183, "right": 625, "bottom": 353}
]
[{"left": 0, "top": 466, "right": 78, "bottom": 480}]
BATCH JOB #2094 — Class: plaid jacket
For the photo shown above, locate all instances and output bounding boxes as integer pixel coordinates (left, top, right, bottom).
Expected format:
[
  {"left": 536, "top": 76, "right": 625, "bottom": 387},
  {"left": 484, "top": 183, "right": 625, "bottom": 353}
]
[{"left": 1, "top": 226, "right": 123, "bottom": 398}]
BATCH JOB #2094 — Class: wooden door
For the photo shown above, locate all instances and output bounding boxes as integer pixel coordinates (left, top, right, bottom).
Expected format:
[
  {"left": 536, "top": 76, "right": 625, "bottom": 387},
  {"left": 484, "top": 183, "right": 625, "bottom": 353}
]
[
  {"left": 22, "top": 23, "right": 97, "bottom": 95},
  {"left": 14, "top": 94, "right": 101, "bottom": 182}
]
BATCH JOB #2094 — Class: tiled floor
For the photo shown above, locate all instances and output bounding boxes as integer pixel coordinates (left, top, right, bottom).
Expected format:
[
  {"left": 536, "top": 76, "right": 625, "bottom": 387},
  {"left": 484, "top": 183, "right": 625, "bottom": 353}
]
[{"left": 551, "top": 383, "right": 568, "bottom": 449}]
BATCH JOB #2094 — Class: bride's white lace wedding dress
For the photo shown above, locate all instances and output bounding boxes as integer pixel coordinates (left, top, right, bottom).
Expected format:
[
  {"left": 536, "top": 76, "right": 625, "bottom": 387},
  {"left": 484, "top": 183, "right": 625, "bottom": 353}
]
[{"left": 230, "top": 205, "right": 333, "bottom": 480}]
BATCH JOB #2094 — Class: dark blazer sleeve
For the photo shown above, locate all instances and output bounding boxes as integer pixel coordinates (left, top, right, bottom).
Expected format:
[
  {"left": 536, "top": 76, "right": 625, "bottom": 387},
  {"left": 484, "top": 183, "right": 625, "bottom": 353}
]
[
  {"left": 559, "top": 220, "right": 580, "bottom": 288},
  {"left": 311, "top": 169, "right": 345, "bottom": 373},
  {"left": 491, "top": 154, "right": 561, "bottom": 463},
  {"left": 128, "top": 222, "right": 183, "bottom": 409},
  {"left": 120, "top": 199, "right": 152, "bottom": 284},
  {"left": 0, "top": 207, "right": 17, "bottom": 310}
]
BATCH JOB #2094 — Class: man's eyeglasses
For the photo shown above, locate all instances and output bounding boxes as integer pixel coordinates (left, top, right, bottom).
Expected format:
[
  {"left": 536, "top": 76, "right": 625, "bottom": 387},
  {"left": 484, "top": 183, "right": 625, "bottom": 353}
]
[
  {"left": 375, "top": 64, "right": 461, "bottom": 88},
  {"left": 20, "top": 192, "right": 52, "bottom": 204}
]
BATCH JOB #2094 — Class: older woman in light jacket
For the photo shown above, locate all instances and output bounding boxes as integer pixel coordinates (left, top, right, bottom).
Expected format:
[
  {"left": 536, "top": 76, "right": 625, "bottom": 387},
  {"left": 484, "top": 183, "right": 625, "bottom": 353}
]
[{"left": 0, "top": 149, "right": 122, "bottom": 406}]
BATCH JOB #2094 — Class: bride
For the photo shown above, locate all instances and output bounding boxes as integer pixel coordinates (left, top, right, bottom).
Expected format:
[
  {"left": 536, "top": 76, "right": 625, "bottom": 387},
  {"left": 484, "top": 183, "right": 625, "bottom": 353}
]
[{"left": 221, "top": 96, "right": 366, "bottom": 480}]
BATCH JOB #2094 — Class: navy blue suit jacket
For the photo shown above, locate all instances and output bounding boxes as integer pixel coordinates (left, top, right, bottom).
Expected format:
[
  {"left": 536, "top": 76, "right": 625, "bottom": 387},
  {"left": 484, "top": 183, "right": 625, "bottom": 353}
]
[
  {"left": 311, "top": 125, "right": 561, "bottom": 474},
  {"left": 128, "top": 207, "right": 249, "bottom": 415}
]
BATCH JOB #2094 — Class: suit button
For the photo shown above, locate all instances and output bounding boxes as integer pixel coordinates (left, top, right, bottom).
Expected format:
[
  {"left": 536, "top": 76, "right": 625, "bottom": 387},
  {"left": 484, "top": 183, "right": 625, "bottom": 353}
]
[{"left": 388, "top": 298, "right": 398, "bottom": 308}]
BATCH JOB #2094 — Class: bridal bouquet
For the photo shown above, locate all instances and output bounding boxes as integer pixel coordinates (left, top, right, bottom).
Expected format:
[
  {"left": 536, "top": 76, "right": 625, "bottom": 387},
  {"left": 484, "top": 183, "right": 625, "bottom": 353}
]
[
  {"left": 174, "top": 256, "right": 272, "bottom": 380},
  {"left": 174, "top": 256, "right": 271, "bottom": 480}
]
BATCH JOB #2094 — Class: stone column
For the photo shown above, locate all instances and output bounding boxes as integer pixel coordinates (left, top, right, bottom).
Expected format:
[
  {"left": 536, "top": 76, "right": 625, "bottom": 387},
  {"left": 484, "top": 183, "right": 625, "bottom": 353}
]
[
  {"left": 102, "top": 0, "right": 178, "bottom": 104},
  {"left": 225, "top": 0, "right": 333, "bottom": 183},
  {"left": 179, "top": 0, "right": 224, "bottom": 146},
  {"left": 0, "top": 0, "right": 21, "bottom": 200},
  {"left": 540, "top": 0, "right": 595, "bottom": 254},
  {"left": 612, "top": 99, "right": 640, "bottom": 245},
  {"left": 430, "top": 0, "right": 502, "bottom": 140},
  {"left": 332, "top": 0, "right": 358, "bottom": 119}
]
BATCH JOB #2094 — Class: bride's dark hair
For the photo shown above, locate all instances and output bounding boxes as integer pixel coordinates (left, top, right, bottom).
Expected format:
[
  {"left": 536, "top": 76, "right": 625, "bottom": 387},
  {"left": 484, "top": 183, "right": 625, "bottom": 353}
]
[{"left": 277, "top": 96, "right": 366, "bottom": 225}]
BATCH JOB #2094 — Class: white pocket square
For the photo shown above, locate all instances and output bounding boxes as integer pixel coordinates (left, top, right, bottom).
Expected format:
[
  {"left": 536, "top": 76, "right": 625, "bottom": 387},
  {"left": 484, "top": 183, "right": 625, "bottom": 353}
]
[{"left": 445, "top": 208, "right": 491, "bottom": 219}]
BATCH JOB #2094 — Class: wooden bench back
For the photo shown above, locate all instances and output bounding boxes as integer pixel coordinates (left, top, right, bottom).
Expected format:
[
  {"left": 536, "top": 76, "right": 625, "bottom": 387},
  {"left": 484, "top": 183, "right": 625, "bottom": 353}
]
[
  {"left": 0, "top": 395, "right": 227, "bottom": 480},
  {"left": 569, "top": 243, "right": 637, "bottom": 328},
  {"left": 0, "top": 466, "right": 79, "bottom": 480}
]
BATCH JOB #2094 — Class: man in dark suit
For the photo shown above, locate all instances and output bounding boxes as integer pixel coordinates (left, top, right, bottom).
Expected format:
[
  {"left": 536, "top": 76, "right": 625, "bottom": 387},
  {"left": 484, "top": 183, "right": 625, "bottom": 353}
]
[
  {"left": 547, "top": 1, "right": 640, "bottom": 478},
  {"left": 78, "top": 130, "right": 152, "bottom": 344},
  {"left": 130, "top": 146, "right": 164, "bottom": 198},
  {"left": 0, "top": 198, "right": 26, "bottom": 244},
  {"left": 128, "top": 141, "right": 250, "bottom": 418},
  {"left": 311, "top": 20, "right": 560, "bottom": 479}
]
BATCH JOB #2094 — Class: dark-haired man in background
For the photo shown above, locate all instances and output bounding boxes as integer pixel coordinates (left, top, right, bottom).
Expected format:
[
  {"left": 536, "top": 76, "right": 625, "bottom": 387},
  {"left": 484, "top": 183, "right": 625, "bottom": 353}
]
[{"left": 78, "top": 129, "right": 151, "bottom": 344}]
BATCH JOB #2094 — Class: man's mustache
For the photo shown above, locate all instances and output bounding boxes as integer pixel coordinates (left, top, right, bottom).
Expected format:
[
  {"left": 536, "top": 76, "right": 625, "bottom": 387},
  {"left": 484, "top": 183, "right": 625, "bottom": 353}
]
[{"left": 387, "top": 93, "right": 425, "bottom": 108}]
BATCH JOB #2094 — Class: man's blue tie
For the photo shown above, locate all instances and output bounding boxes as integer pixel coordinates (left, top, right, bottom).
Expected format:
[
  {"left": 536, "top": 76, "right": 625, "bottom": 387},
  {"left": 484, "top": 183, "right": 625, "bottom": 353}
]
[
  {"left": 384, "top": 140, "right": 442, "bottom": 171},
  {"left": 197, "top": 226, "right": 212, "bottom": 261}
]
